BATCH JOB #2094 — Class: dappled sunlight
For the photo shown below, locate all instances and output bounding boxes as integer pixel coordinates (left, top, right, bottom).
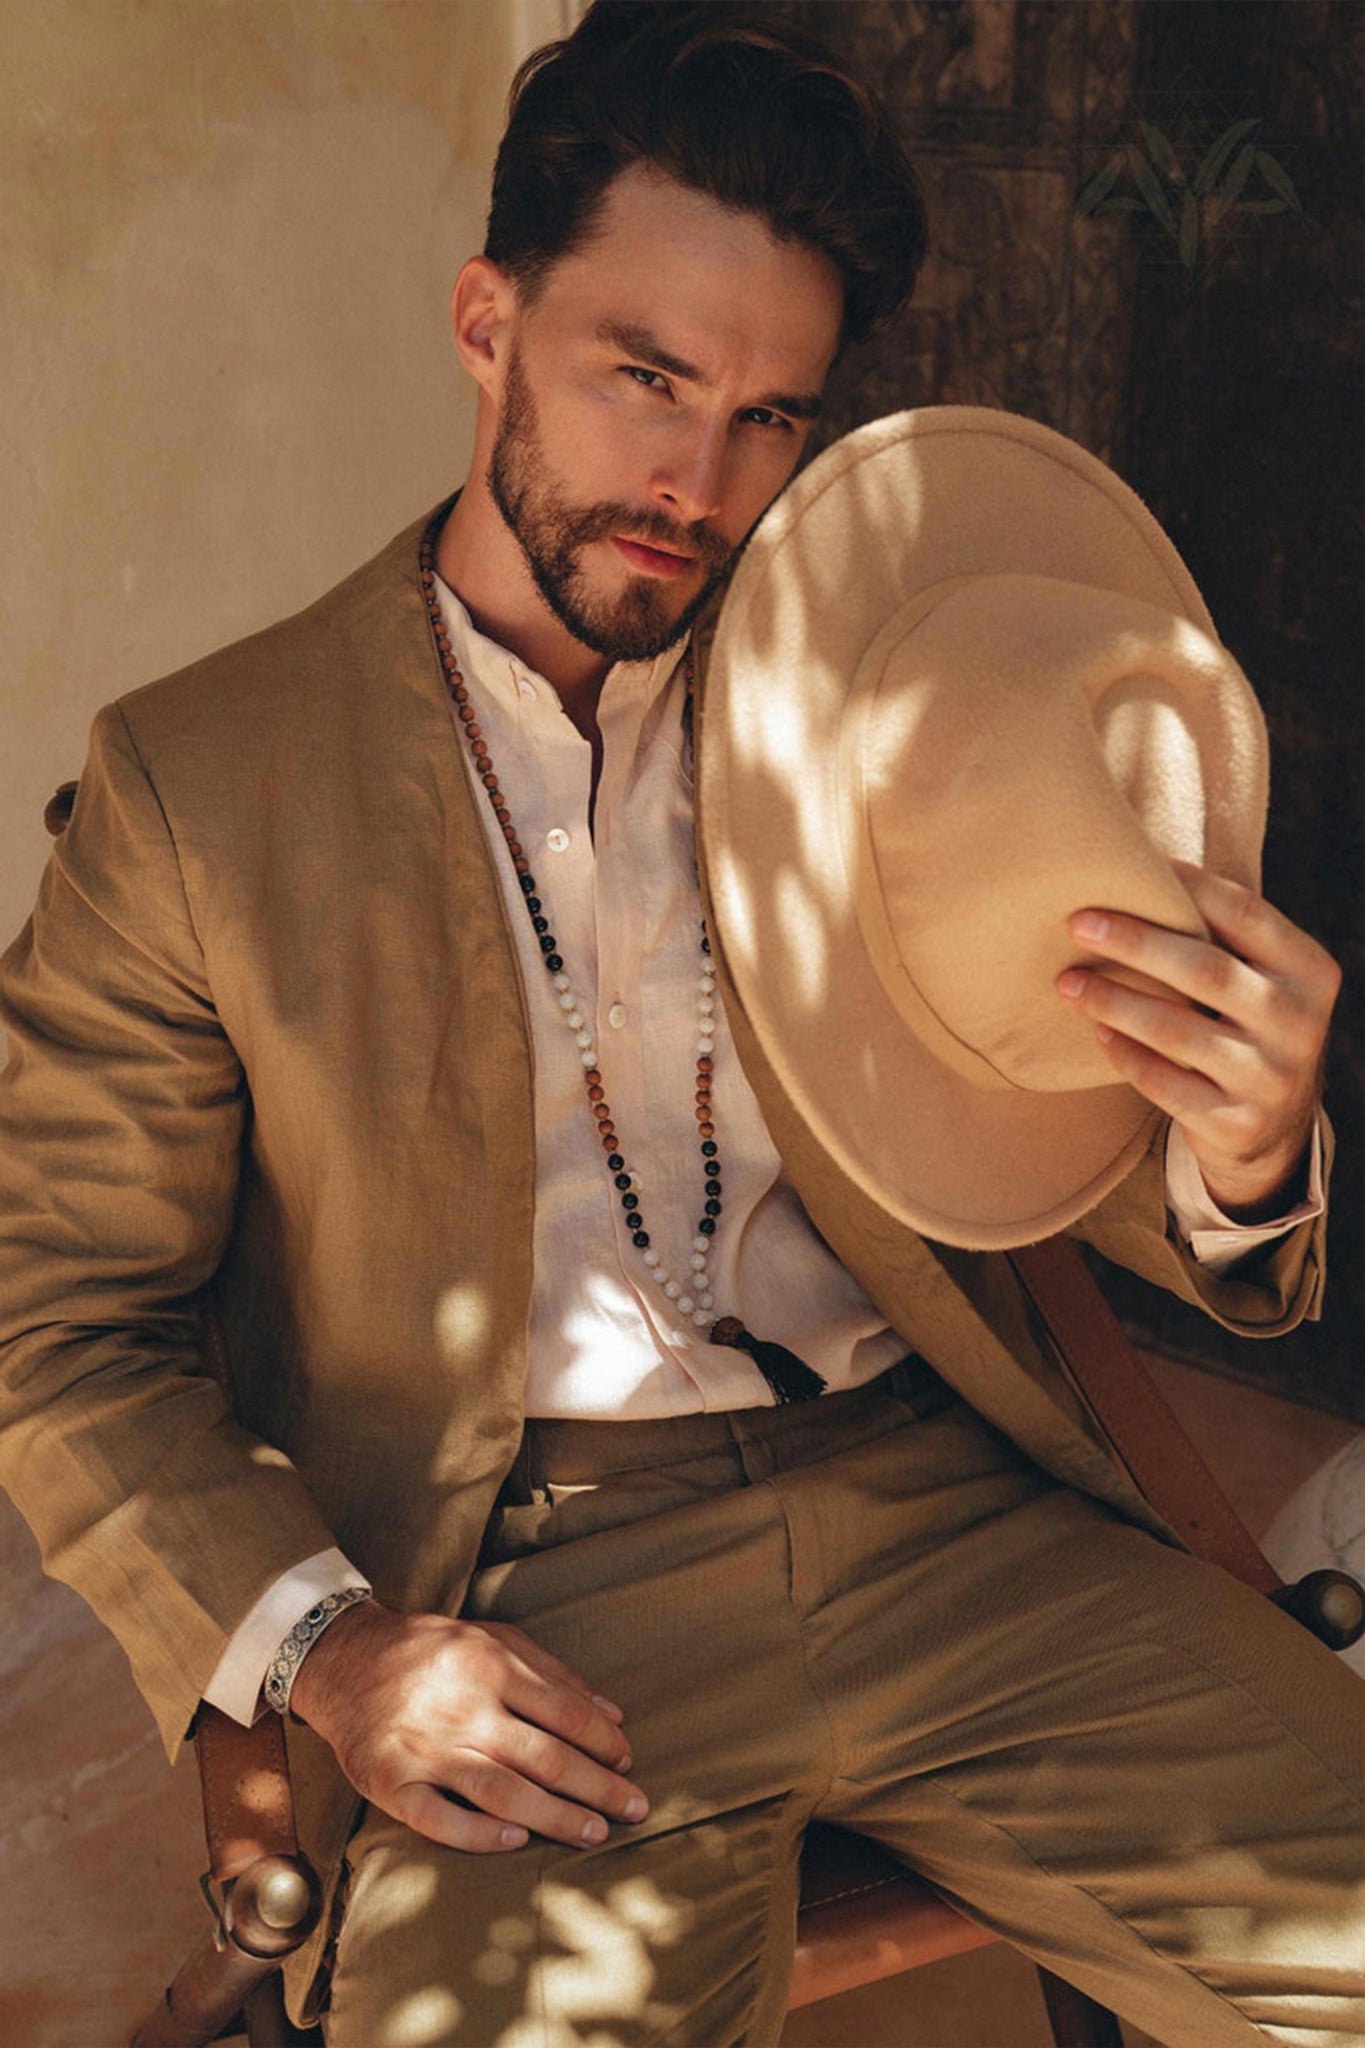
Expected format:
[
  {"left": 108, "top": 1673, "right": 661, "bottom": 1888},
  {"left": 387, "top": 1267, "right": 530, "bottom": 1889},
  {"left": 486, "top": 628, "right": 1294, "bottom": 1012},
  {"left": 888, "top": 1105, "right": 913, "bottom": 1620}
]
[
  {"left": 436, "top": 1281, "right": 493, "bottom": 1355},
  {"left": 487, "top": 1873, "right": 692, "bottom": 2046},
  {"left": 1168, "top": 1847, "right": 1365, "bottom": 1974},
  {"left": 773, "top": 868, "right": 831, "bottom": 1012},
  {"left": 385, "top": 1984, "right": 464, "bottom": 2045},
  {"left": 1094, "top": 684, "right": 1206, "bottom": 867},
  {"left": 473, "top": 1910, "right": 536, "bottom": 1987},
  {"left": 363, "top": 1855, "right": 442, "bottom": 1941}
]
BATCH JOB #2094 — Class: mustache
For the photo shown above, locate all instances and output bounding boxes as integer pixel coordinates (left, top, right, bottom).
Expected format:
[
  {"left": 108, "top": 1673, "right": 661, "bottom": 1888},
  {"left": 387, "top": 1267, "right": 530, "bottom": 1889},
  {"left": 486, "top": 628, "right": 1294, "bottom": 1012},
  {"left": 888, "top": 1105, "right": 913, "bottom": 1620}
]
[{"left": 567, "top": 501, "right": 734, "bottom": 575}]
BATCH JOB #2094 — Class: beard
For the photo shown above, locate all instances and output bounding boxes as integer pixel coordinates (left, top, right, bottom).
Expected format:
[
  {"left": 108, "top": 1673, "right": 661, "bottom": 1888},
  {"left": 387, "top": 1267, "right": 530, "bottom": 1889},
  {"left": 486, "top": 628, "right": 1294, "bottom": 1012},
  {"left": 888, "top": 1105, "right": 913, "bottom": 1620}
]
[{"left": 488, "top": 345, "right": 735, "bottom": 663}]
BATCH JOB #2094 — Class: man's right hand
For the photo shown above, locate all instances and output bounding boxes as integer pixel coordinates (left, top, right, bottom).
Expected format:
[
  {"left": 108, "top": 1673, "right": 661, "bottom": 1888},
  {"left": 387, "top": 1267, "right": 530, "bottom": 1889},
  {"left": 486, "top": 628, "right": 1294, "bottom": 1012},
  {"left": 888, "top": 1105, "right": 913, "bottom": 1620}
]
[{"left": 288, "top": 1600, "right": 649, "bottom": 1853}]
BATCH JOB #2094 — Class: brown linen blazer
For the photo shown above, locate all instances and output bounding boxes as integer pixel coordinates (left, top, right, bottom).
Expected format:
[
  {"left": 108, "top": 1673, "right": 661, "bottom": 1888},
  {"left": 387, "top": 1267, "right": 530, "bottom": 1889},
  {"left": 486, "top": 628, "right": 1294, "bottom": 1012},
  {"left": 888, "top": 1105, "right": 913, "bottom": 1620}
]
[{"left": 0, "top": 507, "right": 1327, "bottom": 2009}]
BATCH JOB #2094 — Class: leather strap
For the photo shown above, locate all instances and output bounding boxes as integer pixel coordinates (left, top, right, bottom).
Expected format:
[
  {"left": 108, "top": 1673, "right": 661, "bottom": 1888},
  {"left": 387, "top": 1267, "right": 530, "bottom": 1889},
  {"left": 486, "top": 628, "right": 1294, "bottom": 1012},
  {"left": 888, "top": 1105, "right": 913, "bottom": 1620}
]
[
  {"left": 1011, "top": 1235, "right": 1281, "bottom": 1595},
  {"left": 197, "top": 1704, "right": 299, "bottom": 1884}
]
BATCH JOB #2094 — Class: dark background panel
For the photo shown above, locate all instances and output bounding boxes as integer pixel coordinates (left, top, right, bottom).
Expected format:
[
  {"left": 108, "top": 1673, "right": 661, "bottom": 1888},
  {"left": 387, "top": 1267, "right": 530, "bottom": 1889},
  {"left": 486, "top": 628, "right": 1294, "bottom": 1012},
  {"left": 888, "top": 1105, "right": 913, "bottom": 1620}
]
[{"left": 777, "top": 0, "right": 1363, "bottom": 1416}]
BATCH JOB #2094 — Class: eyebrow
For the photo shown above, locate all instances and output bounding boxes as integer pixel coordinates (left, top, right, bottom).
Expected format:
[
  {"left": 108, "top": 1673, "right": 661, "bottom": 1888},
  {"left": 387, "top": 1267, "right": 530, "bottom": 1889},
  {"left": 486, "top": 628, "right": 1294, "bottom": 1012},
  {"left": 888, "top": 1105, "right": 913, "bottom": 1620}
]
[{"left": 595, "top": 319, "right": 824, "bottom": 422}]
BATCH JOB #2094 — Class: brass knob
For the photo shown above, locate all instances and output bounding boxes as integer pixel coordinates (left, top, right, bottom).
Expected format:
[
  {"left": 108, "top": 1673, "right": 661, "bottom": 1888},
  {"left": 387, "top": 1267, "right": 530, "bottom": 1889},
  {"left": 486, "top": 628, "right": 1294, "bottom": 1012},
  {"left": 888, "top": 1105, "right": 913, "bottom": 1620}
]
[{"left": 255, "top": 1862, "right": 316, "bottom": 1932}]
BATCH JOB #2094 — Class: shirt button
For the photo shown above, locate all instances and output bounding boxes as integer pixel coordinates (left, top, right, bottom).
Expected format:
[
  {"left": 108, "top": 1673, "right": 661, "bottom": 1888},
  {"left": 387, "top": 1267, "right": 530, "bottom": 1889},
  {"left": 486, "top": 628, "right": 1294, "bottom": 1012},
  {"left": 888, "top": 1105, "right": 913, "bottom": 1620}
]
[
  {"left": 546, "top": 828, "right": 571, "bottom": 853},
  {"left": 607, "top": 1002, "right": 628, "bottom": 1029}
]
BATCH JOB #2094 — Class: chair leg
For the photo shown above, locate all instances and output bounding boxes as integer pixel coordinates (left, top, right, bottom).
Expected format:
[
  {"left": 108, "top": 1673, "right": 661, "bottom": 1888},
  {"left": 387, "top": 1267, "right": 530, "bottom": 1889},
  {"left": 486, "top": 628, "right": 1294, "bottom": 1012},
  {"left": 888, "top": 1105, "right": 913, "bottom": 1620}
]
[{"left": 1036, "top": 1965, "right": 1126, "bottom": 2048}]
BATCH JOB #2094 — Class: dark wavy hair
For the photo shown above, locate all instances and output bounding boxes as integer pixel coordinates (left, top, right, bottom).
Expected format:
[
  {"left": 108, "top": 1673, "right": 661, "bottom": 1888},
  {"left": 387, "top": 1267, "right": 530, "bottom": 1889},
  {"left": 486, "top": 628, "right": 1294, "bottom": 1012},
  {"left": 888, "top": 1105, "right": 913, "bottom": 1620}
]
[{"left": 485, "top": 2, "right": 927, "bottom": 350}]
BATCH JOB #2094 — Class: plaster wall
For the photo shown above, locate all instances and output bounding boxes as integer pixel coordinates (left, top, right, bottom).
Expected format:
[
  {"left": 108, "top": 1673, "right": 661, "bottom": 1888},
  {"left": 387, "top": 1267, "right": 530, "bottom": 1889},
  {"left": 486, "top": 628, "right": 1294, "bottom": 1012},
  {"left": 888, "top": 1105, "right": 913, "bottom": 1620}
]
[{"left": 0, "top": 0, "right": 551, "bottom": 951}]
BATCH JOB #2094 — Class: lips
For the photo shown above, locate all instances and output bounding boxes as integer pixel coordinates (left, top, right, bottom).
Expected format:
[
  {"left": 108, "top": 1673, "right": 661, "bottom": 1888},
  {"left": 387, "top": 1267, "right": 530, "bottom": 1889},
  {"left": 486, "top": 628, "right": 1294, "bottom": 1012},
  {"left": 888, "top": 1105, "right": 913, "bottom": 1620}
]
[{"left": 610, "top": 535, "right": 697, "bottom": 579}]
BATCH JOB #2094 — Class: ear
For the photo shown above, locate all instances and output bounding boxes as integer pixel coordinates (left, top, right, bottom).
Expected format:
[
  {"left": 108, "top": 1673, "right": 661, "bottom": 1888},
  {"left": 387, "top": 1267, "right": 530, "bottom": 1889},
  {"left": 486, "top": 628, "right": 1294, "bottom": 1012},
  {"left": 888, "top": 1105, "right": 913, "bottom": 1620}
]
[{"left": 451, "top": 256, "right": 517, "bottom": 399}]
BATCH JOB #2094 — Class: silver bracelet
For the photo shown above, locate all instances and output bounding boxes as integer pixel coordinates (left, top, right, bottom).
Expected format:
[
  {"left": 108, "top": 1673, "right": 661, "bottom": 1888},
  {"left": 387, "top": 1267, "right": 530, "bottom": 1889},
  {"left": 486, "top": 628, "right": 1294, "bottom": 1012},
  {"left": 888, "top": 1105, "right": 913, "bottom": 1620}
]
[{"left": 263, "top": 1584, "right": 372, "bottom": 1716}]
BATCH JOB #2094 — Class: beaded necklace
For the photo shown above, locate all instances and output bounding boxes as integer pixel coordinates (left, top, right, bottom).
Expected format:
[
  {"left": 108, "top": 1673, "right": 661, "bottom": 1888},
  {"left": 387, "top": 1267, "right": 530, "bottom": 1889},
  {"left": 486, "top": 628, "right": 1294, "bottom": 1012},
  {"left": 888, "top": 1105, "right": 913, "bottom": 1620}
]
[{"left": 418, "top": 527, "right": 824, "bottom": 1405}]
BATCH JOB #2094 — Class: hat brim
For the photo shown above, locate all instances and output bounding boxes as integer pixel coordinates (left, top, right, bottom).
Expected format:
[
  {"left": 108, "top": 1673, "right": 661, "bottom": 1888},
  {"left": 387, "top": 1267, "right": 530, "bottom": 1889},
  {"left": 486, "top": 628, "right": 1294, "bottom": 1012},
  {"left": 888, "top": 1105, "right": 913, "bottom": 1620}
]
[{"left": 698, "top": 407, "right": 1244, "bottom": 1249}]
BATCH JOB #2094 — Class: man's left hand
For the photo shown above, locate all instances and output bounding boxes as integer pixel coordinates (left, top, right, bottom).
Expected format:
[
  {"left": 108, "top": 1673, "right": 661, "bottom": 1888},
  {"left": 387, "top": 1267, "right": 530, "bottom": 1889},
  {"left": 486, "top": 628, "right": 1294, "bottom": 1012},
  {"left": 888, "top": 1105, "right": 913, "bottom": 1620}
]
[{"left": 1056, "top": 859, "right": 1340, "bottom": 1223}]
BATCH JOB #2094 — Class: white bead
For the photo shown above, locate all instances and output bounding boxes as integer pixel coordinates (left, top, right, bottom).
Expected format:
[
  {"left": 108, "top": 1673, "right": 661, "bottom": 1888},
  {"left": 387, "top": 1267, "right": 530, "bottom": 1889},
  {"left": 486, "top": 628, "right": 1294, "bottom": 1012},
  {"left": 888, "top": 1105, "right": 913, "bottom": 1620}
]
[
  {"left": 642, "top": 1250, "right": 660, "bottom": 1268},
  {"left": 664, "top": 1280, "right": 680, "bottom": 1300},
  {"left": 697, "top": 1292, "right": 713, "bottom": 1310},
  {"left": 693, "top": 1236, "right": 710, "bottom": 1254},
  {"left": 580, "top": 1049, "right": 597, "bottom": 1068},
  {"left": 698, "top": 996, "right": 715, "bottom": 1016},
  {"left": 677, "top": 1297, "right": 693, "bottom": 1314},
  {"left": 691, "top": 1253, "right": 707, "bottom": 1272},
  {"left": 566, "top": 1012, "right": 584, "bottom": 1031},
  {"left": 558, "top": 990, "right": 576, "bottom": 1010},
  {"left": 575, "top": 1030, "right": 592, "bottom": 1050},
  {"left": 553, "top": 973, "right": 571, "bottom": 992},
  {"left": 655, "top": 1268, "right": 672, "bottom": 1290},
  {"left": 699, "top": 975, "right": 716, "bottom": 994},
  {"left": 693, "top": 1309, "right": 711, "bottom": 1327},
  {"left": 697, "top": 1040, "right": 714, "bottom": 1058}
]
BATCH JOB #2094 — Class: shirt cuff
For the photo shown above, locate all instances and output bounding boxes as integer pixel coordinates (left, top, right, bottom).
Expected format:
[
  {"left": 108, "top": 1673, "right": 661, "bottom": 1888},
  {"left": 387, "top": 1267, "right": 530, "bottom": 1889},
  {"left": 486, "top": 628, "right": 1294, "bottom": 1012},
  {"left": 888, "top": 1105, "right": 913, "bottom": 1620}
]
[
  {"left": 201, "top": 1547, "right": 372, "bottom": 1725},
  {"left": 1165, "top": 1116, "right": 1325, "bottom": 1277}
]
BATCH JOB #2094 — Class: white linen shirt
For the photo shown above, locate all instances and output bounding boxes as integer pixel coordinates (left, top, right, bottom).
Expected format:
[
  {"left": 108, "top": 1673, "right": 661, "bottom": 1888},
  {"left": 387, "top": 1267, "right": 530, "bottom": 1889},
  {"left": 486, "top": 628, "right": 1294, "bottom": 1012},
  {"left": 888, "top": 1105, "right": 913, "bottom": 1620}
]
[
  {"left": 438, "top": 580, "right": 909, "bottom": 1418},
  {"left": 204, "top": 582, "right": 1323, "bottom": 1721}
]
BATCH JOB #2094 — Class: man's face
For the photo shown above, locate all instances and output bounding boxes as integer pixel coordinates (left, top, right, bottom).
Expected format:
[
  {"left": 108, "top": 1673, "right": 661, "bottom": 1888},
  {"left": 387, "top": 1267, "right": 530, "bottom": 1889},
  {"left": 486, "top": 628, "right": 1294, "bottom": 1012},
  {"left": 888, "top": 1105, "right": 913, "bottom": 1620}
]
[{"left": 484, "top": 164, "right": 845, "bottom": 663}]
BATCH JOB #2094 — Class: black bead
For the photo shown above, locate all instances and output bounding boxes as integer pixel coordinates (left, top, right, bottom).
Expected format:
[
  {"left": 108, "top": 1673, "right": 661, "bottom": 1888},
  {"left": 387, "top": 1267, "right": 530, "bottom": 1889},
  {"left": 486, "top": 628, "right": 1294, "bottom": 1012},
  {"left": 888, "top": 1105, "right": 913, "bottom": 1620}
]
[
  {"left": 545, "top": 953, "right": 563, "bottom": 973},
  {"left": 519, "top": 873, "right": 536, "bottom": 895},
  {"left": 538, "top": 934, "right": 557, "bottom": 954},
  {"left": 630, "top": 1216, "right": 647, "bottom": 1235},
  {"left": 526, "top": 896, "right": 542, "bottom": 915},
  {"left": 614, "top": 1172, "right": 632, "bottom": 1190},
  {"left": 622, "top": 1192, "right": 639, "bottom": 1211},
  {"left": 698, "top": 1217, "right": 716, "bottom": 1235},
  {"left": 701, "top": 933, "right": 712, "bottom": 955},
  {"left": 701, "top": 1140, "right": 718, "bottom": 1157},
  {"left": 607, "top": 1153, "right": 625, "bottom": 1172},
  {"left": 532, "top": 915, "right": 549, "bottom": 935},
  {"left": 704, "top": 1198, "right": 722, "bottom": 1217},
  {"left": 632, "top": 1230, "right": 651, "bottom": 1248},
  {"left": 705, "top": 1178, "right": 721, "bottom": 1197}
]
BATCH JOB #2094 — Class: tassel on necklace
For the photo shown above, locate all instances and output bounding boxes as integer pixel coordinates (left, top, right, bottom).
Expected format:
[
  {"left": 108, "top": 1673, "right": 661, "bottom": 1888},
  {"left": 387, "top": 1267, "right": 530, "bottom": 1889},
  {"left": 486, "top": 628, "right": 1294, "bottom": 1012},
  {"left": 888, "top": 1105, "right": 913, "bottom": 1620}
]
[{"left": 710, "top": 1317, "right": 827, "bottom": 1405}]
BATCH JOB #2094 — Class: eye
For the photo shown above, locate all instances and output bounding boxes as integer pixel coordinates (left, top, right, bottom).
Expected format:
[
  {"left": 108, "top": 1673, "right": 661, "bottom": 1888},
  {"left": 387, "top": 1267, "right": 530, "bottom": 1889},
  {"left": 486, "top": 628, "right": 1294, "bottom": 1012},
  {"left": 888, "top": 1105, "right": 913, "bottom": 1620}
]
[
  {"left": 623, "top": 365, "right": 670, "bottom": 393},
  {"left": 738, "top": 406, "right": 794, "bottom": 432}
]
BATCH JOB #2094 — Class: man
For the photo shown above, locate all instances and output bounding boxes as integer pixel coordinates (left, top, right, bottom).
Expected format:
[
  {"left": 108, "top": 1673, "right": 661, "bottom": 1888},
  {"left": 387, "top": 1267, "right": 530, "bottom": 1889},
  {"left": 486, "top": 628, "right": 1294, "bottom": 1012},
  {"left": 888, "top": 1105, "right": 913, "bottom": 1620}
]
[{"left": 0, "top": 6, "right": 1357, "bottom": 2044}]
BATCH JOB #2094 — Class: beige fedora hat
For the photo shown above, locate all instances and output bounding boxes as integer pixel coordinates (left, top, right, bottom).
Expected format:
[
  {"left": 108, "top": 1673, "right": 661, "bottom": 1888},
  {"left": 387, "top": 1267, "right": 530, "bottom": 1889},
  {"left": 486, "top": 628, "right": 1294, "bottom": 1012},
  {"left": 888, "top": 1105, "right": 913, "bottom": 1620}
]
[{"left": 697, "top": 407, "right": 1269, "bottom": 1250}]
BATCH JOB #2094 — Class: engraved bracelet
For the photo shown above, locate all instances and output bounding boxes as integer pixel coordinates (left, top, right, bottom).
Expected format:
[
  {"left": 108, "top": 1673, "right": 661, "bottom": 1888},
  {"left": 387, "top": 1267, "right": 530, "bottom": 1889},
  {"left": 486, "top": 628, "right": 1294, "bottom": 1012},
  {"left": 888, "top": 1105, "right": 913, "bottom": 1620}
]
[{"left": 263, "top": 1584, "right": 372, "bottom": 1715}]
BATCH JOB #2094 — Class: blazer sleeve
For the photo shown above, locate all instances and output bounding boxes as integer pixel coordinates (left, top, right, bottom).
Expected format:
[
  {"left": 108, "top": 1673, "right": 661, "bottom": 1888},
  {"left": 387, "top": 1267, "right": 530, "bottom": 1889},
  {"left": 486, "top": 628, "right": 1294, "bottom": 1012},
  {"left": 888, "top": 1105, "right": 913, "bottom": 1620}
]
[
  {"left": 0, "top": 704, "right": 340, "bottom": 1757},
  {"left": 1071, "top": 1113, "right": 1330, "bottom": 1338}
]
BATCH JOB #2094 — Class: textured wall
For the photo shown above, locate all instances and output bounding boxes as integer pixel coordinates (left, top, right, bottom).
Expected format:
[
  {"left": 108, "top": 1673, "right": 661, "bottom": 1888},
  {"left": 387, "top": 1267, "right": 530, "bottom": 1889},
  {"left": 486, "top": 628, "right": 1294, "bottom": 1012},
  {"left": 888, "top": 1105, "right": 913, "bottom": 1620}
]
[{"left": 0, "top": 0, "right": 520, "bottom": 949}]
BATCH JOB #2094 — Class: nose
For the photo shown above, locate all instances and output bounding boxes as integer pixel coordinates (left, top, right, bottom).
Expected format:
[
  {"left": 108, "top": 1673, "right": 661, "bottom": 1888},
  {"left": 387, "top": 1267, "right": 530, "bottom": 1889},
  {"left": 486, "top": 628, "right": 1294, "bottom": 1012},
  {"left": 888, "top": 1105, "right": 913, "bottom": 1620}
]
[{"left": 651, "top": 426, "right": 727, "bottom": 529}]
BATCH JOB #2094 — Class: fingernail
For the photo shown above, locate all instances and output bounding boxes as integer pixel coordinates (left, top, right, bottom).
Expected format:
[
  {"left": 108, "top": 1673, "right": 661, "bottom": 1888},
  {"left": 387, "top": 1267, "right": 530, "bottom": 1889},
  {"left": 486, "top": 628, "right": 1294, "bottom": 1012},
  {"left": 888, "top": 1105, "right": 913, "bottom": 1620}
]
[
  {"left": 624, "top": 1794, "right": 648, "bottom": 1823},
  {"left": 592, "top": 1695, "right": 624, "bottom": 1721},
  {"left": 580, "top": 1816, "right": 608, "bottom": 1845},
  {"left": 1057, "top": 969, "right": 1087, "bottom": 1000},
  {"left": 500, "top": 1825, "right": 528, "bottom": 1848},
  {"left": 615, "top": 1752, "right": 633, "bottom": 1774},
  {"left": 1073, "top": 911, "right": 1110, "bottom": 942}
]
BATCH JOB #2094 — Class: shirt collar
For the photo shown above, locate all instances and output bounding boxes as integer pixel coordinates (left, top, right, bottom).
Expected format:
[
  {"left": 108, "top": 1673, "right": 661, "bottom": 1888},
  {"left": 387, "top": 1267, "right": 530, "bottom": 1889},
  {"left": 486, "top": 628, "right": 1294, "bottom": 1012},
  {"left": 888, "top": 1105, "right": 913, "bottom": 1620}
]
[{"left": 433, "top": 571, "right": 685, "bottom": 719}]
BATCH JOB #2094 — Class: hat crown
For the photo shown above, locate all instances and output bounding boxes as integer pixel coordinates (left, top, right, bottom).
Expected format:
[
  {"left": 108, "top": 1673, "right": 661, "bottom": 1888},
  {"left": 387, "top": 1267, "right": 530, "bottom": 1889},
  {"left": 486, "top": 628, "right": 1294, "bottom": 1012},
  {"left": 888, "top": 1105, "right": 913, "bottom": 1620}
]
[{"left": 846, "top": 573, "right": 1263, "bottom": 1095}]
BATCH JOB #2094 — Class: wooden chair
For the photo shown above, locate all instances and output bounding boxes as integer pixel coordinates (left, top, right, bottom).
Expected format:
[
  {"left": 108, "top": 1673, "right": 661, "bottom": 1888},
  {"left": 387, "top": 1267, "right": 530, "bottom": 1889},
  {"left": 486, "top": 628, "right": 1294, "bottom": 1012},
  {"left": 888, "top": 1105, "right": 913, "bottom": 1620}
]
[{"left": 791, "top": 1823, "right": 1122, "bottom": 2045}]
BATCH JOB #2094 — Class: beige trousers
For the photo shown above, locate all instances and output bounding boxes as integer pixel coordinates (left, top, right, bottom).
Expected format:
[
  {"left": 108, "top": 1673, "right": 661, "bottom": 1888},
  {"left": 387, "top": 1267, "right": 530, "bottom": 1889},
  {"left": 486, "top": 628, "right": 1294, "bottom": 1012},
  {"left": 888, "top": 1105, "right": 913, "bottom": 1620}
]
[{"left": 324, "top": 1365, "right": 1365, "bottom": 2048}]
